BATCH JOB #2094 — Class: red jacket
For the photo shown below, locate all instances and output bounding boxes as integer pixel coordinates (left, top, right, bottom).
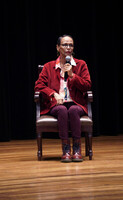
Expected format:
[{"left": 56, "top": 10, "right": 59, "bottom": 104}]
[{"left": 35, "top": 58, "right": 92, "bottom": 115}]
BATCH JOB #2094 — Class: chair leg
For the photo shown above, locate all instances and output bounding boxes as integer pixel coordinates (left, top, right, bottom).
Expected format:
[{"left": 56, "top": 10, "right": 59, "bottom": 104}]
[
  {"left": 85, "top": 133, "right": 89, "bottom": 156},
  {"left": 88, "top": 132, "right": 93, "bottom": 160},
  {"left": 37, "top": 132, "right": 42, "bottom": 161}
]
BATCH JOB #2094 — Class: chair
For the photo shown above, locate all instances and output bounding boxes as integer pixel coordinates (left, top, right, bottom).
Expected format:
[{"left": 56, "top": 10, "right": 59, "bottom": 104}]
[{"left": 34, "top": 65, "right": 93, "bottom": 161}]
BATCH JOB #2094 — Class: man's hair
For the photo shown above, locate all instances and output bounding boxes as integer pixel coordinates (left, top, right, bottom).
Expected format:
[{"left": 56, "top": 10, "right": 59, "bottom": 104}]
[{"left": 57, "top": 34, "right": 74, "bottom": 46}]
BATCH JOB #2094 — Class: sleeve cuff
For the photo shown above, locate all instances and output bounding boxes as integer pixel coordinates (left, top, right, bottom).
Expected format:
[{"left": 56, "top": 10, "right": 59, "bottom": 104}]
[
  {"left": 49, "top": 91, "right": 55, "bottom": 97},
  {"left": 68, "top": 73, "right": 75, "bottom": 81}
]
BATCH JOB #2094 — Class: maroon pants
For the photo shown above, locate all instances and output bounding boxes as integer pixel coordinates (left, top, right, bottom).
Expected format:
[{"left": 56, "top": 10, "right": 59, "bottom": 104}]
[{"left": 50, "top": 102, "right": 86, "bottom": 140}]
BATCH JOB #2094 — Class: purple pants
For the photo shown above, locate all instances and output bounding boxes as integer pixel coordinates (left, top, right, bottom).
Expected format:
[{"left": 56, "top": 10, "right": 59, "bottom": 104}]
[{"left": 50, "top": 102, "right": 86, "bottom": 140}]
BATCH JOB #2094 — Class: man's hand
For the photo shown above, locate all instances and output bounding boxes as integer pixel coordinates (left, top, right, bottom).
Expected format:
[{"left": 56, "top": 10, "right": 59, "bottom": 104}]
[
  {"left": 63, "top": 63, "right": 73, "bottom": 78},
  {"left": 54, "top": 93, "right": 63, "bottom": 105}
]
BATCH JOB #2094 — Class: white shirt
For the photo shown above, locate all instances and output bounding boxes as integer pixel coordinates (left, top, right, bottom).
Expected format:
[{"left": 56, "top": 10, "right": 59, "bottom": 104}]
[{"left": 55, "top": 56, "right": 76, "bottom": 102}]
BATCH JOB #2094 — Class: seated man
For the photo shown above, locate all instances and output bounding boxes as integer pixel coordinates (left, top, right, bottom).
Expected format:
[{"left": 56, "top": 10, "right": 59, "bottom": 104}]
[{"left": 35, "top": 34, "right": 92, "bottom": 162}]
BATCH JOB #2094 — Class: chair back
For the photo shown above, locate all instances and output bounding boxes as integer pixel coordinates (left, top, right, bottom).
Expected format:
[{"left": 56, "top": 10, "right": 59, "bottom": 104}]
[{"left": 38, "top": 65, "right": 43, "bottom": 74}]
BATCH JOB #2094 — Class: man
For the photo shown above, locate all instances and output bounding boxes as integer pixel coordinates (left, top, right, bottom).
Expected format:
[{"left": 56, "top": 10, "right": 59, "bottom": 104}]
[{"left": 35, "top": 35, "right": 92, "bottom": 162}]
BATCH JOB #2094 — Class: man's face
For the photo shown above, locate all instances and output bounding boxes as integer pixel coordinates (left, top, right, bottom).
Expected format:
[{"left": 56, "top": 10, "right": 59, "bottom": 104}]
[{"left": 57, "top": 36, "right": 74, "bottom": 58}]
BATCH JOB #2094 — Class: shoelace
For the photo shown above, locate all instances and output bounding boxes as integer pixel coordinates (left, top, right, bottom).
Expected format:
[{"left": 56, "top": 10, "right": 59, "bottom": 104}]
[
  {"left": 63, "top": 144, "right": 70, "bottom": 152},
  {"left": 73, "top": 143, "right": 80, "bottom": 153}
]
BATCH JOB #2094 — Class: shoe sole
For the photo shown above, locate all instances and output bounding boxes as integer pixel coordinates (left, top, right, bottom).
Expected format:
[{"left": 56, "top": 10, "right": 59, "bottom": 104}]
[
  {"left": 72, "top": 158, "right": 83, "bottom": 162},
  {"left": 61, "top": 159, "right": 72, "bottom": 163}
]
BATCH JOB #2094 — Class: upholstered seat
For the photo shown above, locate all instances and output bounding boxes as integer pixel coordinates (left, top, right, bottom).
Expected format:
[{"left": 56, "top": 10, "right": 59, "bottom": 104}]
[{"left": 37, "top": 115, "right": 93, "bottom": 132}]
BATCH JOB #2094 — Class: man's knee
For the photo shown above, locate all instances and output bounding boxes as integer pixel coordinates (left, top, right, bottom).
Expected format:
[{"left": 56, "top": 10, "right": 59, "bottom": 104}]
[
  {"left": 57, "top": 105, "right": 67, "bottom": 114},
  {"left": 68, "top": 105, "right": 78, "bottom": 115}
]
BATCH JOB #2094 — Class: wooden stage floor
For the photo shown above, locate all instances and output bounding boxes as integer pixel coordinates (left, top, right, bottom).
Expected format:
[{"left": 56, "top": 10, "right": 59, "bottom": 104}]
[{"left": 0, "top": 135, "right": 123, "bottom": 200}]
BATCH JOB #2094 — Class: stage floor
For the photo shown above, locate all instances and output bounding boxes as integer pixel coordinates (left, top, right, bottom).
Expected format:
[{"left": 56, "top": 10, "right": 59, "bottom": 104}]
[{"left": 0, "top": 135, "right": 123, "bottom": 200}]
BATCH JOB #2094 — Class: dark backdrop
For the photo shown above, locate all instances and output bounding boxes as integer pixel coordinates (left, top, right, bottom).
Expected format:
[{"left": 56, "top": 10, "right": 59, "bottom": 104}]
[{"left": 1, "top": 0, "right": 123, "bottom": 141}]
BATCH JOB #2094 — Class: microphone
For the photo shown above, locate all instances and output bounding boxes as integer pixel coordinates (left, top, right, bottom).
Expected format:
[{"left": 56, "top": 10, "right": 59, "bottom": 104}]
[{"left": 64, "top": 56, "right": 71, "bottom": 81}]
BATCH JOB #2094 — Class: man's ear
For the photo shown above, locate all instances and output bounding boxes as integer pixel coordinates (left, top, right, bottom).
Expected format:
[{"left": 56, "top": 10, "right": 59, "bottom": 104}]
[{"left": 56, "top": 44, "right": 60, "bottom": 53}]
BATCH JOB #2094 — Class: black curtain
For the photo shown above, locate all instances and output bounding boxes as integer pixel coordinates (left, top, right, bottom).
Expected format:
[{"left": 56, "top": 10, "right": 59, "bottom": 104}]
[{"left": 1, "top": 0, "right": 123, "bottom": 141}]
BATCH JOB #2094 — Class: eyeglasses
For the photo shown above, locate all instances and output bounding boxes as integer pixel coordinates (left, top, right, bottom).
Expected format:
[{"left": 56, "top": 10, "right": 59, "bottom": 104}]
[{"left": 61, "top": 43, "right": 74, "bottom": 48}]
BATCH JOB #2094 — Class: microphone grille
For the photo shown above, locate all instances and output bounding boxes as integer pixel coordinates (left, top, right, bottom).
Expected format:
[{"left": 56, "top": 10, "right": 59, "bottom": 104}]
[{"left": 65, "top": 56, "right": 71, "bottom": 62}]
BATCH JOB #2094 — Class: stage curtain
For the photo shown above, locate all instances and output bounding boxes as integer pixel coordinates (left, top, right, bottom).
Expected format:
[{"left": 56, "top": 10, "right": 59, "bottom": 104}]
[{"left": 1, "top": 0, "right": 123, "bottom": 141}]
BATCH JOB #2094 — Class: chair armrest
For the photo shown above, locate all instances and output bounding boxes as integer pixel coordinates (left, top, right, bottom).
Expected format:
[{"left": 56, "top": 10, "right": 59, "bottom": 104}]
[
  {"left": 34, "top": 91, "right": 41, "bottom": 119},
  {"left": 87, "top": 91, "right": 93, "bottom": 120},
  {"left": 87, "top": 91, "right": 93, "bottom": 103},
  {"left": 34, "top": 91, "right": 40, "bottom": 102}
]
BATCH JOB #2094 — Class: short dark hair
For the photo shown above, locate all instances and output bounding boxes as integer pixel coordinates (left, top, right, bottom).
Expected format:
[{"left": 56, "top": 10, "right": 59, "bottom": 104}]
[{"left": 57, "top": 34, "right": 74, "bottom": 46}]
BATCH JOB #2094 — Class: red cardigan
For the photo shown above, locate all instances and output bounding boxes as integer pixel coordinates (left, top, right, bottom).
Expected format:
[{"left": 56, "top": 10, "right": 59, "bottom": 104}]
[{"left": 35, "top": 58, "right": 92, "bottom": 115}]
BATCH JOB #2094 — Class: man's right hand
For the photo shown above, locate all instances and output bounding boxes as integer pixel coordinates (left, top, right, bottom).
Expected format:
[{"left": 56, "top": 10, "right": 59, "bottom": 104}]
[{"left": 54, "top": 93, "right": 63, "bottom": 105}]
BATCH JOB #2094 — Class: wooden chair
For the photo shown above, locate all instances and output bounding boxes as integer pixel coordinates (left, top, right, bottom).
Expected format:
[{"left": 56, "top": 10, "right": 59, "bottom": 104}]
[{"left": 34, "top": 65, "right": 93, "bottom": 161}]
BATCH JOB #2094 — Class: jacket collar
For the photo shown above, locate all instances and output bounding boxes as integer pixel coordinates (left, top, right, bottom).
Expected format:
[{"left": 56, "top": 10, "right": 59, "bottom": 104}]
[{"left": 55, "top": 56, "right": 76, "bottom": 70}]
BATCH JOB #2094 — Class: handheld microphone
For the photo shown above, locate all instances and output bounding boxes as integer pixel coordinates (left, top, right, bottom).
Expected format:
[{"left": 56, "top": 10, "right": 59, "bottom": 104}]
[{"left": 64, "top": 56, "right": 71, "bottom": 81}]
